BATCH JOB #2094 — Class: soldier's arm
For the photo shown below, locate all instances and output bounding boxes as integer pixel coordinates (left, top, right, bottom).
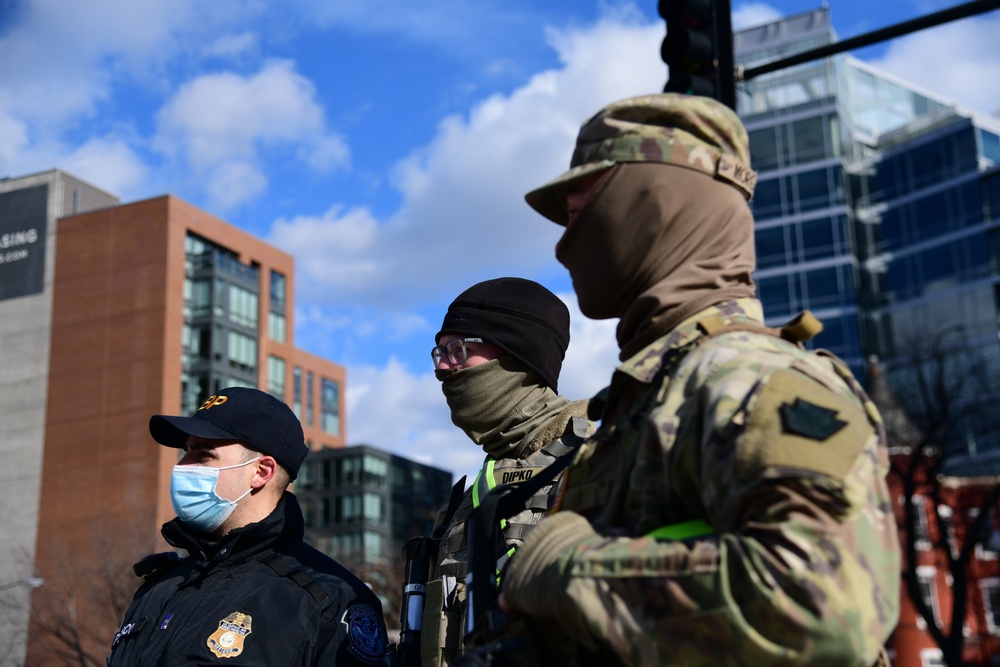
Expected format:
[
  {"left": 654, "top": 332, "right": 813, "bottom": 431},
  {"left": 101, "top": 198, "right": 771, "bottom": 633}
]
[{"left": 503, "top": 358, "right": 900, "bottom": 667}]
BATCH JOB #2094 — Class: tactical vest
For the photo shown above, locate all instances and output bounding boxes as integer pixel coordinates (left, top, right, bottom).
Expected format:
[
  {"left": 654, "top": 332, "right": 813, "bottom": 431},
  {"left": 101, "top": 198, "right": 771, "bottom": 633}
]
[{"left": 420, "top": 416, "right": 592, "bottom": 667}]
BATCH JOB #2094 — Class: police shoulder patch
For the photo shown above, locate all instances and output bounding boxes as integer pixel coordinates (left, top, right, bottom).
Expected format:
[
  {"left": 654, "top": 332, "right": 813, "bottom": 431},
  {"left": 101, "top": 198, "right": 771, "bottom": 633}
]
[
  {"left": 737, "top": 368, "right": 871, "bottom": 482},
  {"left": 341, "top": 604, "right": 385, "bottom": 664}
]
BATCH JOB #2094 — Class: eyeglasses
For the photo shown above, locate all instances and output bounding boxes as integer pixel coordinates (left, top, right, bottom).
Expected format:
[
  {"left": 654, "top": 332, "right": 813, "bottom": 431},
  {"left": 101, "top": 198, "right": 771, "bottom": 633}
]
[{"left": 431, "top": 337, "right": 485, "bottom": 368}]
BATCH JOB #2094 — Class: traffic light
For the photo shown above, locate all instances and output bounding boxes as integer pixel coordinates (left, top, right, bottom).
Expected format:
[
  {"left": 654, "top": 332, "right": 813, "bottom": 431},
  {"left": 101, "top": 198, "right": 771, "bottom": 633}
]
[{"left": 658, "top": 0, "right": 736, "bottom": 109}]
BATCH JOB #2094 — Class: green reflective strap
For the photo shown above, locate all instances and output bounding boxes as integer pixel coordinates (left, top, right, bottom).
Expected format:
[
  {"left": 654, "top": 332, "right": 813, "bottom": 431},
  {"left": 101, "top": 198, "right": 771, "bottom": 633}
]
[
  {"left": 495, "top": 546, "right": 516, "bottom": 585},
  {"left": 472, "top": 458, "right": 498, "bottom": 509},
  {"left": 647, "top": 519, "right": 714, "bottom": 540}
]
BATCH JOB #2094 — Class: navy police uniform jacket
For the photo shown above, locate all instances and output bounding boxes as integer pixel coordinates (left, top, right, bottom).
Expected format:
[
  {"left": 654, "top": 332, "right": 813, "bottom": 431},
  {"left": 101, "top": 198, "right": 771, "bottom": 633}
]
[{"left": 107, "top": 493, "right": 388, "bottom": 667}]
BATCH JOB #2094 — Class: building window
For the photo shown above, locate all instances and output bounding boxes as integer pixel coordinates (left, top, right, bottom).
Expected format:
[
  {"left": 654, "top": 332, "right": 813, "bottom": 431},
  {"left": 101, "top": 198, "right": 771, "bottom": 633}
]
[
  {"left": 268, "top": 312, "right": 286, "bottom": 343},
  {"left": 321, "top": 378, "right": 340, "bottom": 436},
  {"left": 342, "top": 456, "right": 360, "bottom": 485},
  {"left": 364, "top": 455, "right": 387, "bottom": 487},
  {"left": 364, "top": 493, "right": 384, "bottom": 525},
  {"left": 227, "top": 331, "right": 257, "bottom": 371},
  {"left": 298, "top": 460, "right": 313, "bottom": 489},
  {"left": 301, "top": 497, "right": 314, "bottom": 527},
  {"left": 228, "top": 284, "right": 259, "bottom": 328},
  {"left": 982, "top": 579, "right": 1000, "bottom": 634},
  {"left": 306, "top": 371, "right": 314, "bottom": 426},
  {"left": 320, "top": 497, "right": 331, "bottom": 528},
  {"left": 293, "top": 367, "right": 303, "bottom": 419},
  {"left": 913, "top": 494, "right": 931, "bottom": 549},
  {"left": 270, "top": 270, "right": 286, "bottom": 313},
  {"left": 364, "top": 531, "right": 383, "bottom": 561},
  {"left": 919, "top": 649, "right": 944, "bottom": 667},
  {"left": 184, "top": 278, "right": 212, "bottom": 317},
  {"left": 343, "top": 495, "right": 361, "bottom": 523},
  {"left": 916, "top": 567, "right": 941, "bottom": 629},
  {"left": 182, "top": 324, "right": 211, "bottom": 362},
  {"left": 267, "top": 356, "right": 286, "bottom": 398}
]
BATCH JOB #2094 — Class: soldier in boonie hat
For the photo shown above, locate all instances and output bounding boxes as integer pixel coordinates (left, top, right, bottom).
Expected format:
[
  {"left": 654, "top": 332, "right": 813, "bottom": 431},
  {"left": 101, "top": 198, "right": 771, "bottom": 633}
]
[
  {"left": 494, "top": 93, "right": 900, "bottom": 667},
  {"left": 525, "top": 93, "right": 757, "bottom": 225}
]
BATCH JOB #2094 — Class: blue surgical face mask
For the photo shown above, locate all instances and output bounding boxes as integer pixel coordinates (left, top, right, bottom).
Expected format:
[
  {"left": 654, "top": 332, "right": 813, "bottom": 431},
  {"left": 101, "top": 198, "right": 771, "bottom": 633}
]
[{"left": 169, "top": 457, "right": 260, "bottom": 533}]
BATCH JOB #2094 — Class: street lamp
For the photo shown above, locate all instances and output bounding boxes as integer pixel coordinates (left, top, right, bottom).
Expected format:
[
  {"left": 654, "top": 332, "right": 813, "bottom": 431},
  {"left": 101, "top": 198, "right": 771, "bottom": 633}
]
[{"left": 0, "top": 578, "right": 44, "bottom": 592}]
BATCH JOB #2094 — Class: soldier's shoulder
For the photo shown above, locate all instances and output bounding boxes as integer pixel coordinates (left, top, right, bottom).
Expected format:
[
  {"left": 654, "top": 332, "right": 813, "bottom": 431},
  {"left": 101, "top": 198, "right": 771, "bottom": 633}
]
[{"left": 683, "top": 331, "right": 858, "bottom": 407}]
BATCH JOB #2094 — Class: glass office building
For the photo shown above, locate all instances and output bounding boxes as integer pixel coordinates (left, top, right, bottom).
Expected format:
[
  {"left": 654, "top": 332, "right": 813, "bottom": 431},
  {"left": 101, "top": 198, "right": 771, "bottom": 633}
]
[{"left": 736, "top": 8, "right": 1000, "bottom": 452}]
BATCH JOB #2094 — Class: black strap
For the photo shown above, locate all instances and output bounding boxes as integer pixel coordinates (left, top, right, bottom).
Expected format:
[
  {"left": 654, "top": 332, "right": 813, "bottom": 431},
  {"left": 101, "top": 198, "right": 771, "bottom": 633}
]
[
  {"left": 257, "top": 553, "right": 329, "bottom": 606},
  {"left": 466, "top": 449, "right": 577, "bottom": 643},
  {"left": 434, "top": 475, "right": 468, "bottom": 542}
]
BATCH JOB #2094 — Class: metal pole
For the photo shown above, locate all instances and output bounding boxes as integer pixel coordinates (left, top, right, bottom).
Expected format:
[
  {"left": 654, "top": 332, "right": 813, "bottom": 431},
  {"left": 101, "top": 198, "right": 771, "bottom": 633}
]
[
  {"left": 740, "top": 0, "right": 1000, "bottom": 82},
  {"left": 714, "top": 0, "right": 736, "bottom": 109}
]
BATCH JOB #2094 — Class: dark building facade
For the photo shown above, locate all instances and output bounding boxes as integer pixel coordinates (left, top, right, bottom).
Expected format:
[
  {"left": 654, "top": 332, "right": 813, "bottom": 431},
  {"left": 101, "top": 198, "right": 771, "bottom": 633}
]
[
  {"left": 296, "top": 444, "right": 454, "bottom": 565},
  {"left": 736, "top": 8, "right": 1000, "bottom": 453}
]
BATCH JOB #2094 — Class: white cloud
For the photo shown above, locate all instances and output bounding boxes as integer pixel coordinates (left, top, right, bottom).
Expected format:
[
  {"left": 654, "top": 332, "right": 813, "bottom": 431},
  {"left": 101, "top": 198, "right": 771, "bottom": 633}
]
[
  {"left": 271, "top": 13, "right": 653, "bottom": 471},
  {"left": 0, "top": 112, "right": 29, "bottom": 171},
  {"left": 0, "top": 0, "right": 270, "bottom": 193},
  {"left": 60, "top": 136, "right": 148, "bottom": 197},
  {"left": 346, "top": 358, "right": 484, "bottom": 481},
  {"left": 268, "top": 15, "right": 665, "bottom": 311},
  {"left": 731, "top": 2, "right": 783, "bottom": 31},
  {"left": 558, "top": 294, "right": 620, "bottom": 401},
  {"left": 868, "top": 14, "right": 1000, "bottom": 116},
  {"left": 154, "top": 60, "right": 349, "bottom": 209},
  {"left": 204, "top": 32, "right": 260, "bottom": 60}
]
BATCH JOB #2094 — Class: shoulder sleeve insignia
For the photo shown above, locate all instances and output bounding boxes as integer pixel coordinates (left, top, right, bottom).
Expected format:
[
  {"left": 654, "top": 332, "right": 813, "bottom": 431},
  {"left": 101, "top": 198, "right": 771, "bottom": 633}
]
[
  {"left": 341, "top": 604, "right": 386, "bottom": 664},
  {"left": 737, "top": 368, "right": 871, "bottom": 482},
  {"left": 207, "top": 611, "right": 252, "bottom": 658},
  {"left": 780, "top": 398, "right": 847, "bottom": 441}
]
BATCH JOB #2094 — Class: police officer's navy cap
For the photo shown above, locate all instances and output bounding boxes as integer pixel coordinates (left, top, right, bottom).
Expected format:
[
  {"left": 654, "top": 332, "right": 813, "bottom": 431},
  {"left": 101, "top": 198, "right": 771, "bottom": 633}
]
[
  {"left": 436, "top": 277, "right": 570, "bottom": 392},
  {"left": 150, "top": 387, "right": 308, "bottom": 480}
]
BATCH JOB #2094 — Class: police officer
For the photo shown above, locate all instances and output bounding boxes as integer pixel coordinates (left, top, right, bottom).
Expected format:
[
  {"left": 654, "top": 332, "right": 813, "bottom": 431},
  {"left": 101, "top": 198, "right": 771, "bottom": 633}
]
[
  {"left": 421, "top": 277, "right": 594, "bottom": 667},
  {"left": 108, "top": 387, "right": 389, "bottom": 667},
  {"left": 496, "top": 94, "right": 900, "bottom": 666}
]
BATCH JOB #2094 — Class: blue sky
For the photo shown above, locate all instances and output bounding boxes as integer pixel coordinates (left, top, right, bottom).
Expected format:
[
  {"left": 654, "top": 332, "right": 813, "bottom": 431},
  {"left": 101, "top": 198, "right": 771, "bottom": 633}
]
[{"left": 3, "top": 0, "right": 999, "bottom": 482}]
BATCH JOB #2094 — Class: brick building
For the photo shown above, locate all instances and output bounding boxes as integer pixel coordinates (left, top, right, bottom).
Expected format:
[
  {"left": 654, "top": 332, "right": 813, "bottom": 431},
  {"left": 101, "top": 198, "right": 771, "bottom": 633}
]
[{"left": 0, "top": 170, "right": 347, "bottom": 664}]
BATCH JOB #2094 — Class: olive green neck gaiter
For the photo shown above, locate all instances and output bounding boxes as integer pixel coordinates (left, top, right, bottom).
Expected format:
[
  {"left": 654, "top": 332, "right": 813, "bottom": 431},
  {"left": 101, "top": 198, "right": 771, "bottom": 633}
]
[{"left": 437, "top": 357, "right": 570, "bottom": 459}]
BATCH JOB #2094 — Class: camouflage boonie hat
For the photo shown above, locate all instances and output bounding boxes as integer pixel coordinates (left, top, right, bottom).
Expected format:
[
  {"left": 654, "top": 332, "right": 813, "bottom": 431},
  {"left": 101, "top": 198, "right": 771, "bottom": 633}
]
[{"left": 525, "top": 93, "right": 757, "bottom": 225}]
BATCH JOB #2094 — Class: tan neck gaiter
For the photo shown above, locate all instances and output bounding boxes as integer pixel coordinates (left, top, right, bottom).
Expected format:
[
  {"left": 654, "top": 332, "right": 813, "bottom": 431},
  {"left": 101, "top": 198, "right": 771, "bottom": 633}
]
[
  {"left": 556, "top": 162, "right": 756, "bottom": 359},
  {"left": 437, "top": 357, "right": 570, "bottom": 459}
]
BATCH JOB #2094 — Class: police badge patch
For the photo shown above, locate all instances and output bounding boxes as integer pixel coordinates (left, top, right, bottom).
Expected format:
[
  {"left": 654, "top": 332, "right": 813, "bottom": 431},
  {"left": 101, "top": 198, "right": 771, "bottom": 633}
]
[
  {"left": 341, "top": 605, "right": 385, "bottom": 664},
  {"left": 207, "top": 612, "right": 253, "bottom": 658}
]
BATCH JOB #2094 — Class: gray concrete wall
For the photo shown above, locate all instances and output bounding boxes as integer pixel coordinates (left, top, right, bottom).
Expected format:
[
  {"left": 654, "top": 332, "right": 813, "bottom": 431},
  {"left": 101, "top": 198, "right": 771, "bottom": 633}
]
[{"left": 0, "top": 170, "right": 118, "bottom": 666}]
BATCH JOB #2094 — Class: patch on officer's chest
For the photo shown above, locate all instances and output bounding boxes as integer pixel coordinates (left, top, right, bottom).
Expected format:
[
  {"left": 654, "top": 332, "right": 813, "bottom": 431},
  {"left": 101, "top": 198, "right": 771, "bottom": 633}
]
[
  {"left": 206, "top": 611, "right": 252, "bottom": 658},
  {"left": 112, "top": 618, "right": 146, "bottom": 647},
  {"left": 737, "top": 368, "right": 869, "bottom": 482},
  {"left": 342, "top": 605, "right": 386, "bottom": 664}
]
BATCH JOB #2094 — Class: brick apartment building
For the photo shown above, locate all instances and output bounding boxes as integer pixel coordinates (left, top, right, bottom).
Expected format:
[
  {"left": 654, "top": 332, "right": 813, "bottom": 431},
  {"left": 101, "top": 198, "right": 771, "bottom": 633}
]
[
  {"left": 872, "top": 363, "right": 1000, "bottom": 666},
  {"left": 0, "top": 170, "right": 347, "bottom": 665}
]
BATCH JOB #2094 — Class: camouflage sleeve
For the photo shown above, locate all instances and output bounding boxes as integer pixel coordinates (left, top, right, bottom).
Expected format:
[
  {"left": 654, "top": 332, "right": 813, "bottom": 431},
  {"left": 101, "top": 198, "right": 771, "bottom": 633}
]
[{"left": 503, "top": 355, "right": 900, "bottom": 666}]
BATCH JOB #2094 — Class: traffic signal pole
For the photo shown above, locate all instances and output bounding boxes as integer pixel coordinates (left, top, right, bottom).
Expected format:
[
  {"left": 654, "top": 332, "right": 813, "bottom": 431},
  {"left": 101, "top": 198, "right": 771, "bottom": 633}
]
[
  {"left": 658, "top": 0, "right": 1000, "bottom": 109},
  {"left": 739, "top": 0, "right": 1000, "bottom": 82},
  {"left": 713, "top": 0, "right": 736, "bottom": 109}
]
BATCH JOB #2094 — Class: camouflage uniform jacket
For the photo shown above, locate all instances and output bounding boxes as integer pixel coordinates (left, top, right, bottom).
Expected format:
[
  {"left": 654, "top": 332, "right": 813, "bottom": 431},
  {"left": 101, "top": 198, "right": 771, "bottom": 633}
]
[
  {"left": 420, "top": 402, "right": 593, "bottom": 667},
  {"left": 502, "top": 299, "right": 900, "bottom": 667}
]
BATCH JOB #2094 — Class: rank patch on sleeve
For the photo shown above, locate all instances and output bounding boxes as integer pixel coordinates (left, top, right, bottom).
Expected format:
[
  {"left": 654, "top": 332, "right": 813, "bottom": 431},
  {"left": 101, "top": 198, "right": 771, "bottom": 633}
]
[
  {"left": 342, "top": 605, "right": 386, "bottom": 664},
  {"left": 780, "top": 398, "right": 847, "bottom": 441},
  {"left": 206, "top": 612, "right": 252, "bottom": 658},
  {"left": 737, "top": 368, "right": 871, "bottom": 482}
]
